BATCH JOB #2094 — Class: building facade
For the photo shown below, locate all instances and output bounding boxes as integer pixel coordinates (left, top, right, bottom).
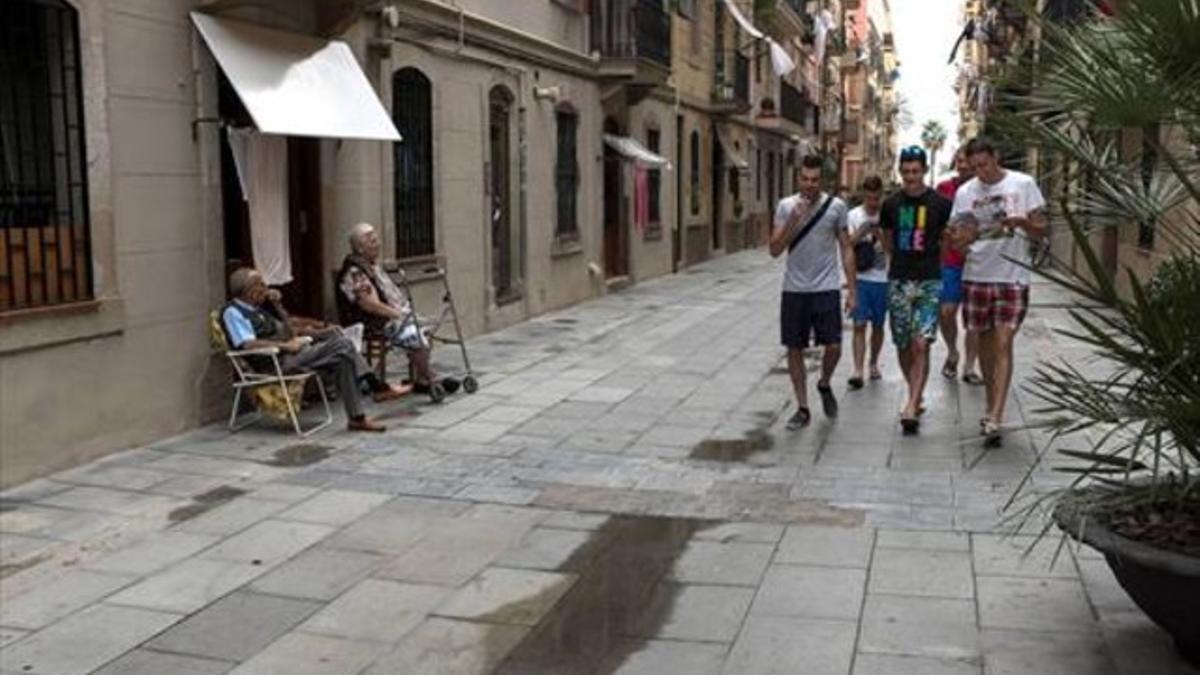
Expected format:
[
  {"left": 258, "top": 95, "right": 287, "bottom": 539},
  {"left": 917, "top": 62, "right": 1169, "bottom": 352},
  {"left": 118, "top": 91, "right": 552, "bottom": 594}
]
[{"left": 0, "top": 0, "right": 894, "bottom": 486}]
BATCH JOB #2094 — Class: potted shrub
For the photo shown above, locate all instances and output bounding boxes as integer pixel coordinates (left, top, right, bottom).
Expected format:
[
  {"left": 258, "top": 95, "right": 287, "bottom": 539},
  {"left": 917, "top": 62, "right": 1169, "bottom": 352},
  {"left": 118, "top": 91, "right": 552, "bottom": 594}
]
[{"left": 995, "top": 0, "right": 1200, "bottom": 663}]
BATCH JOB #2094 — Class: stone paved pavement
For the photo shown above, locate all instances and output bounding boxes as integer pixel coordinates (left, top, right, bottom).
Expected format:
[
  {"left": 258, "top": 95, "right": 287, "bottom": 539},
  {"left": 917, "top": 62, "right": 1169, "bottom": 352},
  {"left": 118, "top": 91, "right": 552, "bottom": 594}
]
[{"left": 1, "top": 250, "right": 1196, "bottom": 675}]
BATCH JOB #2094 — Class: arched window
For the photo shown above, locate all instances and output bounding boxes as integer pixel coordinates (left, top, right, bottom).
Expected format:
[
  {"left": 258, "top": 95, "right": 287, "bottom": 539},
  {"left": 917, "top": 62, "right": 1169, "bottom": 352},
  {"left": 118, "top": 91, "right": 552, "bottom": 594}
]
[
  {"left": 1, "top": 0, "right": 92, "bottom": 311},
  {"left": 392, "top": 68, "right": 434, "bottom": 258},
  {"left": 488, "top": 86, "right": 516, "bottom": 300},
  {"left": 689, "top": 130, "right": 701, "bottom": 215}
]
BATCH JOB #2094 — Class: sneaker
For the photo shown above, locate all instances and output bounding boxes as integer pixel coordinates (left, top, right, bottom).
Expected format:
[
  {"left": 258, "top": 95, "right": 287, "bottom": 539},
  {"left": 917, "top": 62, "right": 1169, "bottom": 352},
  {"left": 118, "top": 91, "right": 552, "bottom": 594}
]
[
  {"left": 786, "top": 407, "right": 811, "bottom": 430},
  {"left": 817, "top": 384, "right": 838, "bottom": 418}
]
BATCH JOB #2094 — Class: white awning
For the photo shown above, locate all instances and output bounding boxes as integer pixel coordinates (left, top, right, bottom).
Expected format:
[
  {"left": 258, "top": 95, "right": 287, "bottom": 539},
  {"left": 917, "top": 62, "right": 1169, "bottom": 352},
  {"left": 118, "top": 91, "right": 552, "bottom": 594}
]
[
  {"left": 603, "top": 134, "right": 671, "bottom": 169},
  {"left": 715, "top": 126, "right": 750, "bottom": 173},
  {"left": 191, "top": 13, "right": 401, "bottom": 141}
]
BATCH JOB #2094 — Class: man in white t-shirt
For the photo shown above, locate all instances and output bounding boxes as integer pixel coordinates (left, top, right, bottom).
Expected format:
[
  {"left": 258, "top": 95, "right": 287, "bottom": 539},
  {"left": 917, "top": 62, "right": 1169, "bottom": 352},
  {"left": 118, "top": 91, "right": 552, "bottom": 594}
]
[
  {"left": 769, "top": 155, "right": 857, "bottom": 429},
  {"left": 845, "top": 175, "right": 888, "bottom": 389},
  {"left": 948, "top": 137, "right": 1047, "bottom": 445}
]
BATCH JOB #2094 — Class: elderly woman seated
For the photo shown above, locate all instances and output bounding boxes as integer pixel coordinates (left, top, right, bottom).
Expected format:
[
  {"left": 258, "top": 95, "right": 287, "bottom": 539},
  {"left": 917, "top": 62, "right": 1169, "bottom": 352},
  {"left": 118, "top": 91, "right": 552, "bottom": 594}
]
[
  {"left": 222, "top": 267, "right": 409, "bottom": 433},
  {"left": 336, "top": 222, "right": 459, "bottom": 394}
]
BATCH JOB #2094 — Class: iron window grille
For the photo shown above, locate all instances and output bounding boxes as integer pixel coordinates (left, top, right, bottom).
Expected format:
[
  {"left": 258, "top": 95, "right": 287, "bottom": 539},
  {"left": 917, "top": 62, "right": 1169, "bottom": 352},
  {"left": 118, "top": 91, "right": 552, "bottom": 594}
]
[
  {"left": 647, "top": 128, "right": 662, "bottom": 228},
  {"left": 555, "top": 109, "right": 580, "bottom": 237},
  {"left": 1, "top": 0, "right": 93, "bottom": 312},
  {"left": 392, "top": 68, "right": 435, "bottom": 259}
]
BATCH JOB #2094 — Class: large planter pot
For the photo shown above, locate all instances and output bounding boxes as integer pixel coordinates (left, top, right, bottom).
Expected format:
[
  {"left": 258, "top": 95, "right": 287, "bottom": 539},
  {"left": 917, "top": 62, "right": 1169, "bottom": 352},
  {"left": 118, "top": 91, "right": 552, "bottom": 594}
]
[{"left": 1054, "top": 493, "right": 1200, "bottom": 665}]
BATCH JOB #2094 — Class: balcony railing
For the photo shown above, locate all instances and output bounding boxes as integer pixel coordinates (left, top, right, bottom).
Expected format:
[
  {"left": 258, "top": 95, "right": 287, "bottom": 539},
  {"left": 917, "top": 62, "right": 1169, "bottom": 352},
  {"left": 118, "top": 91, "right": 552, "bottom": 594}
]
[
  {"left": 589, "top": 0, "right": 672, "bottom": 68},
  {"left": 780, "top": 80, "right": 809, "bottom": 126},
  {"left": 714, "top": 51, "right": 750, "bottom": 107}
]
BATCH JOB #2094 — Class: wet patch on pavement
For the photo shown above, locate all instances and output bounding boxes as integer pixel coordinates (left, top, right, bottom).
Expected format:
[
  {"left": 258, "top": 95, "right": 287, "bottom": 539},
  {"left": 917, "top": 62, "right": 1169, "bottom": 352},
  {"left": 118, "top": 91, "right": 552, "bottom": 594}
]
[
  {"left": 689, "top": 429, "right": 775, "bottom": 462},
  {"left": 490, "top": 515, "right": 709, "bottom": 674},
  {"left": 262, "top": 443, "right": 332, "bottom": 467},
  {"left": 167, "top": 485, "right": 248, "bottom": 522}
]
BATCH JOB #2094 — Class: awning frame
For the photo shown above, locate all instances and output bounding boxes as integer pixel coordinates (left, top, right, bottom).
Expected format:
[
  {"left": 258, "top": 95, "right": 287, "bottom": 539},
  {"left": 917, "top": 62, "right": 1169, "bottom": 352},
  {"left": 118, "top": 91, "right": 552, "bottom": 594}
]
[{"left": 190, "top": 12, "right": 401, "bottom": 142}]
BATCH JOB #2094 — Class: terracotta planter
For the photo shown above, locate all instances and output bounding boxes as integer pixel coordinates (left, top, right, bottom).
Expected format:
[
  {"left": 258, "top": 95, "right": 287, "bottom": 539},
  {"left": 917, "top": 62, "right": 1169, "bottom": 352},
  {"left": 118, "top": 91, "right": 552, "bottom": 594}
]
[{"left": 1054, "top": 492, "right": 1200, "bottom": 665}]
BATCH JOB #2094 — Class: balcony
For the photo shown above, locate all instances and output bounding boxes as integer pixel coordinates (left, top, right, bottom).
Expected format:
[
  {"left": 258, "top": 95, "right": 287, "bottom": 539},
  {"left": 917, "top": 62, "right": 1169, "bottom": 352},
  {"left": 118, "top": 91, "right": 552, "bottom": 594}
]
[
  {"left": 780, "top": 80, "right": 810, "bottom": 127},
  {"left": 589, "top": 0, "right": 671, "bottom": 80},
  {"left": 713, "top": 51, "right": 751, "bottom": 113}
]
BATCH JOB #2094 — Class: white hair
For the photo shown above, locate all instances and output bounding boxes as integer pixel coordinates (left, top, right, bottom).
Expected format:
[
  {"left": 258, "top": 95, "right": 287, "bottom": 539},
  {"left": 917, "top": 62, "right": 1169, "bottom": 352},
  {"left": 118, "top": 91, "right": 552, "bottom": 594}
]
[
  {"left": 228, "top": 267, "right": 262, "bottom": 298},
  {"left": 348, "top": 222, "right": 377, "bottom": 254}
]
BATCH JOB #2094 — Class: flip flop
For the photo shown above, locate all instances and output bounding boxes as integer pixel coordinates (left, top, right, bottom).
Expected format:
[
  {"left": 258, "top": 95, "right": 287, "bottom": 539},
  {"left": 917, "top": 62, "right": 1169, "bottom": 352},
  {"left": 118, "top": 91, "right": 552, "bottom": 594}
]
[
  {"left": 900, "top": 416, "right": 920, "bottom": 435},
  {"left": 847, "top": 376, "right": 865, "bottom": 390},
  {"left": 941, "top": 358, "right": 959, "bottom": 380},
  {"left": 869, "top": 370, "right": 883, "bottom": 381},
  {"left": 963, "top": 372, "right": 984, "bottom": 386},
  {"left": 983, "top": 420, "right": 1003, "bottom": 447}
]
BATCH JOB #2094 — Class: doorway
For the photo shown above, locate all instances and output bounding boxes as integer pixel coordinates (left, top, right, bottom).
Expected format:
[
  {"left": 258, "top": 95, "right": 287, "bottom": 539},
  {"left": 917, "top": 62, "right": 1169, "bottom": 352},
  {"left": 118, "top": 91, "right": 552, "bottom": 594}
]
[
  {"left": 710, "top": 127, "right": 724, "bottom": 251},
  {"left": 674, "top": 114, "right": 683, "bottom": 272},
  {"left": 603, "top": 118, "right": 628, "bottom": 278},
  {"left": 218, "top": 76, "right": 323, "bottom": 318}
]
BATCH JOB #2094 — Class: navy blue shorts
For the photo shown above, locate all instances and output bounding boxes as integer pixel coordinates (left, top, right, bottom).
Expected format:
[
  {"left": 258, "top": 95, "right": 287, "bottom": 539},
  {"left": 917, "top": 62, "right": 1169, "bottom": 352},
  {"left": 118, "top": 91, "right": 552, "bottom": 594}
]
[{"left": 781, "top": 291, "right": 842, "bottom": 349}]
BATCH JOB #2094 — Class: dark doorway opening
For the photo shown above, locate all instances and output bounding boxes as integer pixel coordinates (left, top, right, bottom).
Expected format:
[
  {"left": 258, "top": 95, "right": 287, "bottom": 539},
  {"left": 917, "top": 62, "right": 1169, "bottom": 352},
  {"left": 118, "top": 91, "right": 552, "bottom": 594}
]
[
  {"left": 710, "top": 127, "right": 724, "bottom": 251},
  {"left": 603, "top": 118, "right": 629, "bottom": 277}
]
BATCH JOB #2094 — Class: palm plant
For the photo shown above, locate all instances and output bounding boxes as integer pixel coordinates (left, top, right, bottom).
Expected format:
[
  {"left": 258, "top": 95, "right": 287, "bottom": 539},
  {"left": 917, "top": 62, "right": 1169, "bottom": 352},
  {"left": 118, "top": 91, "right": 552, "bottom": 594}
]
[
  {"left": 920, "top": 120, "right": 948, "bottom": 182},
  {"left": 986, "top": 0, "right": 1199, "bottom": 656}
]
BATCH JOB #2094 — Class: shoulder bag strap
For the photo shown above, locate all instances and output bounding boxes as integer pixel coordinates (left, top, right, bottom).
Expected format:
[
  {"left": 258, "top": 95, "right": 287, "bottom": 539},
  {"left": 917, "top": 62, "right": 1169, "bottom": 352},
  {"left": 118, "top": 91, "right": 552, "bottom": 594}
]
[{"left": 787, "top": 195, "right": 834, "bottom": 254}]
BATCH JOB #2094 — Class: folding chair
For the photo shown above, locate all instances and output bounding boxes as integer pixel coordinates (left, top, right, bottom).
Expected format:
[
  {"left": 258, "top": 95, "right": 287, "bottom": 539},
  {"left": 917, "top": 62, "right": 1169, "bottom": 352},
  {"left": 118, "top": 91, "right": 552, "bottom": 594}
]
[{"left": 208, "top": 311, "right": 332, "bottom": 436}]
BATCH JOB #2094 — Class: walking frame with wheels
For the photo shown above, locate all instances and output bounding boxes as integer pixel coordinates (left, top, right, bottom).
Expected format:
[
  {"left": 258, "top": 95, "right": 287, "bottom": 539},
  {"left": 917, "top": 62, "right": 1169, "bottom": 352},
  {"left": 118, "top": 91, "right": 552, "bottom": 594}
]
[{"left": 386, "top": 258, "right": 479, "bottom": 403}]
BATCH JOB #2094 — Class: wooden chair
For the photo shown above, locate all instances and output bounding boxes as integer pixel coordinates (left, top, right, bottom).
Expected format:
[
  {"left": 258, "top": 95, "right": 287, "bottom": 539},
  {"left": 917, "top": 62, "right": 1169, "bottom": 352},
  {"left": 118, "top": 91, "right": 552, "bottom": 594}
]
[
  {"left": 331, "top": 270, "right": 391, "bottom": 379},
  {"left": 208, "top": 311, "right": 332, "bottom": 436}
]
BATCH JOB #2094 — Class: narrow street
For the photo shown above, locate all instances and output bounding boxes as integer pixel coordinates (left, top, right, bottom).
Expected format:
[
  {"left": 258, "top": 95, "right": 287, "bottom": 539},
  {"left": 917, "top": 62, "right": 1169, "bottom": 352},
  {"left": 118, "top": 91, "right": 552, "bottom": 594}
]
[{"left": 1, "top": 250, "right": 1193, "bottom": 675}]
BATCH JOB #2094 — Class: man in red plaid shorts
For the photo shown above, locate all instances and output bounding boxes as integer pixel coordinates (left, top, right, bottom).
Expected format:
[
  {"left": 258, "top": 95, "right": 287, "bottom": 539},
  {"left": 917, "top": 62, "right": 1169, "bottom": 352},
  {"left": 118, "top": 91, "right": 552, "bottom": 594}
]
[{"left": 948, "top": 138, "right": 1047, "bottom": 445}]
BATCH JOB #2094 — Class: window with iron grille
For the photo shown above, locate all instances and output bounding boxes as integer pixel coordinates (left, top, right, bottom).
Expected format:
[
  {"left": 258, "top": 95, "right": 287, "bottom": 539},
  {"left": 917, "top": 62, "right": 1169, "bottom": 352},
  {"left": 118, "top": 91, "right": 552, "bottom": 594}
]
[
  {"left": 393, "top": 68, "right": 435, "bottom": 258},
  {"left": 555, "top": 109, "right": 579, "bottom": 237},
  {"left": 646, "top": 128, "right": 662, "bottom": 227},
  {"left": 1, "top": 0, "right": 92, "bottom": 312}
]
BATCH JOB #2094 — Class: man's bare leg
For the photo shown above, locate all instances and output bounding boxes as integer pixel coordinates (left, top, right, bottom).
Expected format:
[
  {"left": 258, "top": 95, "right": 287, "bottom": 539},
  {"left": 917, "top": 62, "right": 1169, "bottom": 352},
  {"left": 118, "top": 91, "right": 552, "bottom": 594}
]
[
  {"left": 939, "top": 303, "right": 960, "bottom": 371},
  {"left": 787, "top": 347, "right": 809, "bottom": 410},
  {"left": 820, "top": 343, "right": 841, "bottom": 386},
  {"left": 852, "top": 324, "right": 867, "bottom": 380},
  {"left": 869, "top": 325, "right": 885, "bottom": 377},
  {"left": 964, "top": 330, "right": 981, "bottom": 378},
  {"left": 988, "top": 325, "right": 1018, "bottom": 424},
  {"left": 902, "top": 338, "right": 930, "bottom": 418},
  {"left": 978, "top": 329, "right": 997, "bottom": 417}
]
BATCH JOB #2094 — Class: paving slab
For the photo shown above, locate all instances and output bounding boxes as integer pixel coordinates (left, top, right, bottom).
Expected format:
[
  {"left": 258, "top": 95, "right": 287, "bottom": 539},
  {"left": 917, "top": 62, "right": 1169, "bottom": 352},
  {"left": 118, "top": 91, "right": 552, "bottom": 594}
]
[
  {"left": 868, "top": 547, "right": 975, "bottom": 599},
  {"left": 775, "top": 525, "right": 874, "bottom": 568},
  {"left": 88, "top": 650, "right": 232, "bottom": 675},
  {"left": 84, "top": 531, "right": 219, "bottom": 576},
  {"left": 147, "top": 591, "right": 320, "bottom": 661},
  {"left": 721, "top": 615, "right": 856, "bottom": 675},
  {"left": 976, "top": 576, "right": 1096, "bottom": 634},
  {"left": 650, "top": 584, "right": 755, "bottom": 643},
  {"left": 105, "top": 558, "right": 267, "bottom": 614},
  {"left": 361, "top": 617, "right": 528, "bottom": 675},
  {"left": 852, "top": 653, "right": 983, "bottom": 675},
  {"left": 858, "top": 594, "right": 980, "bottom": 660},
  {"left": 299, "top": 578, "right": 448, "bottom": 643},
  {"left": 225, "top": 632, "right": 387, "bottom": 675},
  {"left": 0, "top": 603, "right": 181, "bottom": 675},
  {"left": 247, "top": 547, "right": 384, "bottom": 601},
  {"left": 669, "top": 540, "right": 775, "bottom": 586},
  {"left": 750, "top": 565, "right": 866, "bottom": 621},
  {"left": 275, "top": 490, "right": 390, "bottom": 526},
  {"left": 433, "top": 567, "right": 575, "bottom": 626},
  {"left": 0, "top": 570, "right": 135, "bottom": 630}
]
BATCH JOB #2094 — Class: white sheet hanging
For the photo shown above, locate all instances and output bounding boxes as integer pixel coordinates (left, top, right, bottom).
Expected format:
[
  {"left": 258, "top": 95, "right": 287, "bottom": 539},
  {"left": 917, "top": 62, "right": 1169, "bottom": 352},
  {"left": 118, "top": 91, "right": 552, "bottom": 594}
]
[
  {"left": 768, "top": 39, "right": 796, "bottom": 77},
  {"left": 225, "top": 127, "right": 251, "bottom": 201},
  {"left": 243, "top": 132, "right": 291, "bottom": 285}
]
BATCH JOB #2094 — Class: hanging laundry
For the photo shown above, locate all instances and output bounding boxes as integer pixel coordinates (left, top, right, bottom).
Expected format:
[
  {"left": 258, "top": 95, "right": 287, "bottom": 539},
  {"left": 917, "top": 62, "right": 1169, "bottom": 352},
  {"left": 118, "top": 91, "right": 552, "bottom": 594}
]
[
  {"left": 768, "top": 39, "right": 796, "bottom": 77},
  {"left": 239, "top": 131, "right": 292, "bottom": 285},
  {"left": 633, "top": 165, "right": 650, "bottom": 233}
]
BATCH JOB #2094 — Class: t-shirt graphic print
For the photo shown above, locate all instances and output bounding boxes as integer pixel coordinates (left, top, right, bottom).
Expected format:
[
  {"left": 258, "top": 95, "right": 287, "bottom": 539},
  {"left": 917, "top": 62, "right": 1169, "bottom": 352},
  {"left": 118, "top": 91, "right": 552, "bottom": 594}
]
[{"left": 951, "top": 170, "right": 1046, "bottom": 285}]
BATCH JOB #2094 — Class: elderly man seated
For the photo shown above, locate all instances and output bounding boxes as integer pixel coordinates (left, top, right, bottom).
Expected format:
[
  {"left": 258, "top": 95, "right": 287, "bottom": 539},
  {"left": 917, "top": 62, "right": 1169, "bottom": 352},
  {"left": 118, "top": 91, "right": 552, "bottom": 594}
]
[
  {"left": 222, "top": 267, "right": 409, "bottom": 433},
  {"left": 337, "top": 222, "right": 459, "bottom": 394}
]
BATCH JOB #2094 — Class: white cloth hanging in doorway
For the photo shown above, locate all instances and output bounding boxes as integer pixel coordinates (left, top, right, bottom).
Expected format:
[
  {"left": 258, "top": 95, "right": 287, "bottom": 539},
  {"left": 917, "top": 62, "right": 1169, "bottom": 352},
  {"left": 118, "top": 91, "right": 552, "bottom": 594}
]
[{"left": 226, "top": 129, "right": 291, "bottom": 285}]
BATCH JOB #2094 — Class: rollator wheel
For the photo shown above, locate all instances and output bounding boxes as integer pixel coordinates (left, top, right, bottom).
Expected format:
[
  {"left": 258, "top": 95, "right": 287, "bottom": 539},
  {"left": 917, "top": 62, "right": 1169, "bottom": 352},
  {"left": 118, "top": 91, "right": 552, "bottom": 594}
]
[
  {"left": 429, "top": 382, "right": 446, "bottom": 404},
  {"left": 462, "top": 376, "right": 479, "bottom": 394}
]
